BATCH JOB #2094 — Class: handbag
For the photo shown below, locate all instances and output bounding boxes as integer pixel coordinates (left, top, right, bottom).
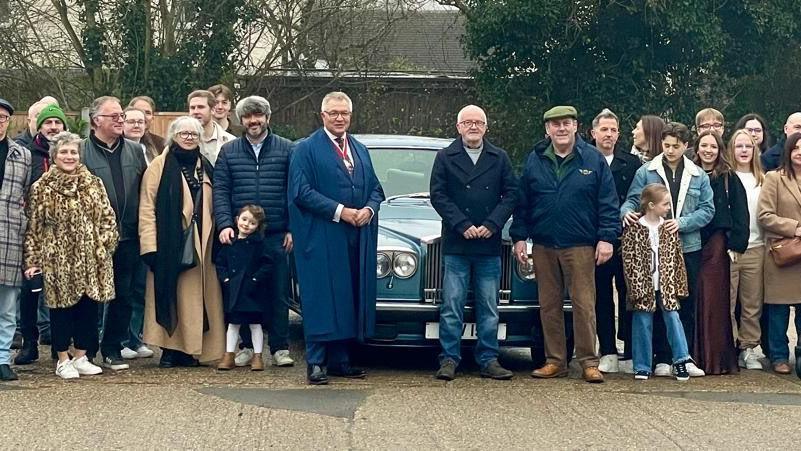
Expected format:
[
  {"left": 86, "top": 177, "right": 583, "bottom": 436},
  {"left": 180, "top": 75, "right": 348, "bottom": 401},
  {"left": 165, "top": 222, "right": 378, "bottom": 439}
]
[
  {"left": 179, "top": 174, "right": 203, "bottom": 271},
  {"left": 768, "top": 237, "right": 801, "bottom": 268}
]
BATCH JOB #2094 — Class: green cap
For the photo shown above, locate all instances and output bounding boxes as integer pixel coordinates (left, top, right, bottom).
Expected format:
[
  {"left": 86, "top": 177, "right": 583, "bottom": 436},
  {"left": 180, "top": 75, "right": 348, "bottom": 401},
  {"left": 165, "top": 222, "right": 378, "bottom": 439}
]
[
  {"left": 36, "top": 104, "right": 68, "bottom": 130},
  {"left": 543, "top": 105, "right": 578, "bottom": 122}
]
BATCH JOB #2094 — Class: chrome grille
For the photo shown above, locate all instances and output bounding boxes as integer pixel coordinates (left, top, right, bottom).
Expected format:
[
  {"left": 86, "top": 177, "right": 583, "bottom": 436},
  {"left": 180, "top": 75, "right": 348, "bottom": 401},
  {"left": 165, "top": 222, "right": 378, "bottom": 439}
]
[{"left": 423, "top": 241, "right": 513, "bottom": 303}]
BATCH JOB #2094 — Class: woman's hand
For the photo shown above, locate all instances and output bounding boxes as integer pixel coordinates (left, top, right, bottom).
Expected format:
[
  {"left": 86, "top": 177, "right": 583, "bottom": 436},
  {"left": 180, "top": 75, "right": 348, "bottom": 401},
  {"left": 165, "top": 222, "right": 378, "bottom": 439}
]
[
  {"left": 795, "top": 226, "right": 801, "bottom": 237},
  {"left": 24, "top": 267, "right": 41, "bottom": 279}
]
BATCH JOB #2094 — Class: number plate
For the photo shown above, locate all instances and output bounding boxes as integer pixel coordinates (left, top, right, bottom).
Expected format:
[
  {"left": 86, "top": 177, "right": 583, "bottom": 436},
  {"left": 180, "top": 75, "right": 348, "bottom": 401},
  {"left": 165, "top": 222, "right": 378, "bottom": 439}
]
[{"left": 425, "top": 322, "right": 507, "bottom": 340}]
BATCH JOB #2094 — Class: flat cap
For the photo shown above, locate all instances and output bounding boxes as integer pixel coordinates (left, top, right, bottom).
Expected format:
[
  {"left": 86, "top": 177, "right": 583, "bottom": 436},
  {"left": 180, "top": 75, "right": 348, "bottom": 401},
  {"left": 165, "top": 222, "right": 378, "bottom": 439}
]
[
  {"left": 543, "top": 105, "right": 577, "bottom": 122},
  {"left": 0, "top": 98, "right": 14, "bottom": 116}
]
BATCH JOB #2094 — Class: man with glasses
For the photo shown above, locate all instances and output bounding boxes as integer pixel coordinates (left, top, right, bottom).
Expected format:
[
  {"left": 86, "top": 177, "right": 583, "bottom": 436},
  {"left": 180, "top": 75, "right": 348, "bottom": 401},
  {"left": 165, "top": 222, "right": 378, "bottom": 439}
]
[
  {"left": 510, "top": 105, "right": 619, "bottom": 383},
  {"left": 188, "top": 90, "right": 234, "bottom": 165},
  {"left": 688, "top": 108, "right": 726, "bottom": 160},
  {"left": 761, "top": 112, "right": 801, "bottom": 171},
  {"left": 128, "top": 96, "right": 166, "bottom": 162},
  {"left": 429, "top": 105, "right": 518, "bottom": 381},
  {"left": 81, "top": 96, "right": 148, "bottom": 371},
  {"left": 208, "top": 84, "right": 245, "bottom": 136}
]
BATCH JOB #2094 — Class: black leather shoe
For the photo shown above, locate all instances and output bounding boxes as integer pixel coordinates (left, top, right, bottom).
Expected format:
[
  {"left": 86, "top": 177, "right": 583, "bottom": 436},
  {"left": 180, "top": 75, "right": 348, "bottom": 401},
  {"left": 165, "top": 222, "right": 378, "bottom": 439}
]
[
  {"left": 0, "top": 364, "right": 18, "bottom": 381},
  {"left": 176, "top": 351, "right": 200, "bottom": 367},
  {"left": 328, "top": 364, "right": 366, "bottom": 379},
  {"left": 13, "top": 342, "right": 38, "bottom": 365},
  {"left": 307, "top": 365, "right": 329, "bottom": 385},
  {"left": 11, "top": 331, "right": 22, "bottom": 350},
  {"left": 159, "top": 349, "right": 177, "bottom": 368}
]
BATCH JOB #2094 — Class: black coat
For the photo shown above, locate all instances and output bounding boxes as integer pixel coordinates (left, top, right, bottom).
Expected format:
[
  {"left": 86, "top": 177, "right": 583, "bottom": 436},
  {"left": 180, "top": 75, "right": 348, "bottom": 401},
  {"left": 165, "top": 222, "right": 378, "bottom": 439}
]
[
  {"left": 27, "top": 133, "right": 52, "bottom": 184},
  {"left": 214, "top": 233, "right": 274, "bottom": 314},
  {"left": 761, "top": 138, "right": 784, "bottom": 172},
  {"left": 701, "top": 172, "right": 750, "bottom": 253},
  {"left": 589, "top": 140, "right": 642, "bottom": 207},
  {"left": 430, "top": 137, "right": 518, "bottom": 255}
]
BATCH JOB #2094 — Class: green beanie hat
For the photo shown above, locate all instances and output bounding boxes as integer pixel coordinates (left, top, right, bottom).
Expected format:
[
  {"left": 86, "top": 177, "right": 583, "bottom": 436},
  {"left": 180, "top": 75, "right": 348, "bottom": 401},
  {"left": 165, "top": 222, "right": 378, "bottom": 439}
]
[{"left": 36, "top": 104, "right": 68, "bottom": 130}]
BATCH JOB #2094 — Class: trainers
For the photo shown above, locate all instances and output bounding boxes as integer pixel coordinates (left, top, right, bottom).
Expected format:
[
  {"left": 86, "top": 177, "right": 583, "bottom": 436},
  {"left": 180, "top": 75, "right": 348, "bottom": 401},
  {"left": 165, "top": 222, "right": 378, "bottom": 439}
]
[
  {"left": 634, "top": 370, "right": 651, "bottom": 380},
  {"left": 654, "top": 363, "right": 672, "bottom": 377},
  {"left": 272, "top": 350, "right": 294, "bottom": 367},
  {"left": 436, "top": 359, "right": 457, "bottom": 381},
  {"left": 234, "top": 348, "right": 254, "bottom": 367},
  {"left": 135, "top": 345, "right": 154, "bottom": 358},
  {"left": 673, "top": 361, "right": 690, "bottom": 381},
  {"left": 618, "top": 359, "right": 635, "bottom": 374},
  {"left": 101, "top": 355, "right": 130, "bottom": 371},
  {"left": 480, "top": 360, "right": 514, "bottom": 380},
  {"left": 72, "top": 356, "right": 103, "bottom": 375},
  {"left": 685, "top": 360, "right": 705, "bottom": 377},
  {"left": 739, "top": 348, "right": 763, "bottom": 370},
  {"left": 55, "top": 359, "right": 79, "bottom": 380},
  {"left": 121, "top": 347, "right": 139, "bottom": 360},
  {"left": 598, "top": 354, "right": 619, "bottom": 373}
]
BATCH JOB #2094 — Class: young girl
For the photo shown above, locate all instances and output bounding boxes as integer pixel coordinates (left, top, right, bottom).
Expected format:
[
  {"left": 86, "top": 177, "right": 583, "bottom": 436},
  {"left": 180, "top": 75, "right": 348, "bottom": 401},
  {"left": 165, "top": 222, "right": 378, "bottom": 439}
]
[
  {"left": 622, "top": 183, "right": 691, "bottom": 381},
  {"left": 215, "top": 205, "right": 273, "bottom": 371}
]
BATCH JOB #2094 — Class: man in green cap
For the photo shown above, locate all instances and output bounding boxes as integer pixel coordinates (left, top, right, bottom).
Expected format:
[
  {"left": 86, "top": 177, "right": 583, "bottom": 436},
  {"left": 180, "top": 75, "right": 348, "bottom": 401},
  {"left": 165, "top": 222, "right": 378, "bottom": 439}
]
[{"left": 510, "top": 105, "right": 620, "bottom": 383}]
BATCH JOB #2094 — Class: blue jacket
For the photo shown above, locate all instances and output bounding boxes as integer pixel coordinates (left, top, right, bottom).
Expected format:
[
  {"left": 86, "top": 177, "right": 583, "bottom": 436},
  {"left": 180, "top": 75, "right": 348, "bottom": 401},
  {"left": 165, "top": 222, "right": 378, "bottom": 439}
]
[
  {"left": 620, "top": 154, "right": 714, "bottom": 253},
  {"left": 510, "top": 136, "right": 620, "bottom": 248},
  {"left": 213, "top": 131, "right": 293, "bottom": 235}
]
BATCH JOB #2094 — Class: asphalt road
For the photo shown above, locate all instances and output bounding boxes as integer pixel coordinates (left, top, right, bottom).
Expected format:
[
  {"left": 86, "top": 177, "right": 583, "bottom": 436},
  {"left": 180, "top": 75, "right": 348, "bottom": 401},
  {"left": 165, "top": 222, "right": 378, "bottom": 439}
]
[{"left": 2, "top": 318, "right": 801, "bottom": 450}]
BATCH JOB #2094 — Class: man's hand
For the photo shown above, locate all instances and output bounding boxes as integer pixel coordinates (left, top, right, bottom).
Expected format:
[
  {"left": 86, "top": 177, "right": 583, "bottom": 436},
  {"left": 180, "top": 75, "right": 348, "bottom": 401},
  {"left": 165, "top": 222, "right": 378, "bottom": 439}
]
[
  {"left": 219, "top": 227, "right": 235, "bottom": 244},
  {"left": 476, "top": 226, "right": 493, "bottom": 239},
  {"left": 283, "top": 232, "right": 293, "bottom": 253},
  {"left": 354, "top": 208, "right": 372, "bottom": 227},
  {"left": 595, "top": 241, "right": 613, "bottom": 266},
  {"left": 665, "top": 219, "right": 679, "bottom": 234},
  {"left": 623, "top": 211, "right": 641, "bottom": 227},
  {"left": 340, "top": 207, "right": 359, "bottom": 226},
  {"left": 463, "top": 225, "right": 481, "bottom": 239},
  {"left": 513, "top": 240, "right": 528, "bottom": 265}
]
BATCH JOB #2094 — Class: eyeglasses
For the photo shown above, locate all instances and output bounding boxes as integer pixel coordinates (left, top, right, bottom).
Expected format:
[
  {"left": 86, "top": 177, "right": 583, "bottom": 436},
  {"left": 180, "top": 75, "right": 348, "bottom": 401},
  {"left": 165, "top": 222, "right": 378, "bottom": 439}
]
[
  {"left": 698, "top": 122, "right": 723, "bottom": 131},
  {"left": 97, "top": 113, "right": 125, "bottom": 122},
  {"left": 323, "top": 111, "right": 351, "bottom": 119},
  {"left": 734, "top": 143, "right": 755, "bottom": 150},
  {"left": 177, "top": 131, "right": 199, "bottom": 139},
  {"left": 745, "top": 127, "right": 763, "bottom": 134},
  {"left": 0, "top": 114, "right": 9, "bottom": 123},
  {"left": 124, "top": 119, "right": 145, "bottom": 126},
  {"left": 458, "top": 120, "right": 487, "bottom": 128}
]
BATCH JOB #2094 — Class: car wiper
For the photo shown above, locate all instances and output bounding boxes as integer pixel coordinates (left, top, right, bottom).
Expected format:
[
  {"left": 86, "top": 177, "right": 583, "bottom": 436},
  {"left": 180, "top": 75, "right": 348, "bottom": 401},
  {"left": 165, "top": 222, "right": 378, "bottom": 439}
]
[{"left": 385, "top": 192, "right": 431, "bottom": 202}]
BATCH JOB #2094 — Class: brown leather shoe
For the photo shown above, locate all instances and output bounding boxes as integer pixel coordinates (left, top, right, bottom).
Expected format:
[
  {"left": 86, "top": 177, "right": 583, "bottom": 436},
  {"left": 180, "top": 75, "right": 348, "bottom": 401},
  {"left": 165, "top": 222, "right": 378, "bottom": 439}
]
[
  {"left": 251, "top": 353, "right": 264, "bottom": 371},
  {"left": 217, "top": 352, "right": 235, "bottom": 371},
  {"left": 583, "top": 366, "right": 605, "bottom": 383},
  {"left": 531, "top": 363, "right": 568, "bottom": 378},
  {"left": 773, "top": 362, "right": 792, "bottom": 374}
]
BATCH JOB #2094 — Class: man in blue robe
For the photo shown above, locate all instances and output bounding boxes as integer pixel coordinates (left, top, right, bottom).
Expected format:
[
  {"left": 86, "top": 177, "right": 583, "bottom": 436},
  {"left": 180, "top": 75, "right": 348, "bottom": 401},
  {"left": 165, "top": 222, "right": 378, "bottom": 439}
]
[{"left": 288, "top": 91, "right": 385, "bottom": 385}]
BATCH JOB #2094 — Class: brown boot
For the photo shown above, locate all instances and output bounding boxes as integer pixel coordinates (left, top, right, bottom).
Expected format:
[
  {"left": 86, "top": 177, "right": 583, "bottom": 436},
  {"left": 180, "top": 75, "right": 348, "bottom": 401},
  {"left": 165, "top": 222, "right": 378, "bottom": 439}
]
[
  {"left": 531, "top": 363, "right": 568, "bottom": 378},
  {"left": 217, "top": 352, "right": 235, "bottom": 371},
  {"left": 583, "top": 366, "right": 605, "bottom": 383},
  {"left": 251, "top": 353, "right": 264, "bottom": 371}
]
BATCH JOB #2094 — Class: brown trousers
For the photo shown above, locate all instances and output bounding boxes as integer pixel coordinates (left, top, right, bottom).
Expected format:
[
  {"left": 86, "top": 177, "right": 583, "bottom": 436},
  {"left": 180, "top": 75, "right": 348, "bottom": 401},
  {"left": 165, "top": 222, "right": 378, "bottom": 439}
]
[{"left": 532, "top": 245, "right": 599, "bottom": 368}]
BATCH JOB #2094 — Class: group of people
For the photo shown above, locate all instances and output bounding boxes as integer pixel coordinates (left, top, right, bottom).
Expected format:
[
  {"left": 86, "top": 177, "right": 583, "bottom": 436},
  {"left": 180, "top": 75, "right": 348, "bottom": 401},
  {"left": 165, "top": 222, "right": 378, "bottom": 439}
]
[{"left": 0, "top": 88, "right": 799, "bottom": 386}]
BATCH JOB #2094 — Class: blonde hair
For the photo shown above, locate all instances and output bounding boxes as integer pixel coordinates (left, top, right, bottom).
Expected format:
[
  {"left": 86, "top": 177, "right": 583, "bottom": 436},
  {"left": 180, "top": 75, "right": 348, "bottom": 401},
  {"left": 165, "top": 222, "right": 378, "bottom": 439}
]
[
  {"left": 639, "top": 183, "right": 670, "bottom": 214},
  {"left": 728, "top": 129, "right": 764, "bottom": 186},
  {"left": 695, "top": 108, "right": 724, "bottom": 127}
]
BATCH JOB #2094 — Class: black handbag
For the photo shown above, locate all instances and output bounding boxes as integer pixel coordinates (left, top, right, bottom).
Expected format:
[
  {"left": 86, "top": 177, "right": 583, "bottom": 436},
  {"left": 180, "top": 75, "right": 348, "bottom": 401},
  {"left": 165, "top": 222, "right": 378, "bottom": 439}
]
[{"left": 179, "top": 173, "right": 203, "bottom": 271}]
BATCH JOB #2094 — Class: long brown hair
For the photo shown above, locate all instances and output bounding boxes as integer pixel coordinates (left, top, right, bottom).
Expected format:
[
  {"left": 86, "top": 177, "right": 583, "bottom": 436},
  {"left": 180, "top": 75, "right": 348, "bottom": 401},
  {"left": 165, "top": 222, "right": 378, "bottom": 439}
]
[
  {"left": 781, "top": 132, "right": 801, "bottom": 180},
  {"left": 693, "top": 130, "right": 732, "bottom": 179},
  {"left": 728, "top": 129, "right": 764, "bottom": 186},
  {"left": 641, "top": 115, "right": 666, "bottom": 160}
]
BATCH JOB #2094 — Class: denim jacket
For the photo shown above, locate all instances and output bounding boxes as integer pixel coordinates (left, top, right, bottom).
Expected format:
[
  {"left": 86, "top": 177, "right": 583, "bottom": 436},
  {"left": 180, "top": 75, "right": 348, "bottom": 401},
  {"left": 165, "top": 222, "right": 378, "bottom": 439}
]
[{"left": 620, "top": 154, "right": 714, "bottom": 253}]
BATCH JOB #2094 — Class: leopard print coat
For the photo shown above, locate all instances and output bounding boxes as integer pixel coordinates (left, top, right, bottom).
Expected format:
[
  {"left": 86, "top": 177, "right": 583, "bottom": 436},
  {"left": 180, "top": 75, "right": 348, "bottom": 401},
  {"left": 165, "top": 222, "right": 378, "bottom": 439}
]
[
  {"left": 24, "top": 165, "right": 119, "bottom": 309},
  {"left": 621, "top": 222, "right": 688, "bottom": 312}
]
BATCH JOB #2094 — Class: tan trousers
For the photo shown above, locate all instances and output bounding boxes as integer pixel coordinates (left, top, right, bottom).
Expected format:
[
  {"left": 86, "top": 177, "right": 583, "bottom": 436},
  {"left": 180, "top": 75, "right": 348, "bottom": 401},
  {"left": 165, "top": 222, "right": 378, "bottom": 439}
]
[
  {"left": 729, "top": 246, "right": 764, "bottom": 349},
  {"left": 532, "top": 245, "right": 599, "bottom": 368}
]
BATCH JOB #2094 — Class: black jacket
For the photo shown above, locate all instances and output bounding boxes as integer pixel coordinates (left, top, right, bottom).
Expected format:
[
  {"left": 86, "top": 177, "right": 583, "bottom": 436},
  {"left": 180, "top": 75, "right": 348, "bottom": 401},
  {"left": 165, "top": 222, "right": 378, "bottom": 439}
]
[
  {"left": 430, "top": 137, "right": 518, "bottom": 255},
  {"left": 589, "top": 140, "right": 642, "bottom": 207},
  {"left": 701, "top": 171, "right": 750, "bottom": 253},
  {"left": 214, "top": 233, "right": 274, "bottom": 314},
  {"left": 27, "top": 133, "right": 52, "bottom": 184},
  {"left": 761, "top": 138, "right": 784, "bottom": 172},
  {"left": 81, "top": 135, "right": 148, "bottom": 241},
  {"left": 214, "top": 131, "right": 293, "bottom": 235},
  {"left": 14, "top": 129, "right": 33, "bottom": 148}
]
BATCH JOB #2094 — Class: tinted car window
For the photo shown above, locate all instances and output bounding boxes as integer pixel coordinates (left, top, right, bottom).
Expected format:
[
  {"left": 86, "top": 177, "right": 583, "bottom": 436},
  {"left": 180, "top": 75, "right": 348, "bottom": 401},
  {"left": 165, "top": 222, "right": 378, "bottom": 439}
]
[{"left": 367, "top": 148, "right": 437, "bottom": 198}]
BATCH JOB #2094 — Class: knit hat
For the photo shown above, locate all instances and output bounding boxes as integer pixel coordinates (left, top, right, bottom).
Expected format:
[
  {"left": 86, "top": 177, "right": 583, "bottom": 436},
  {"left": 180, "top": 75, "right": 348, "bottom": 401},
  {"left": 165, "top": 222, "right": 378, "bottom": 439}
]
[{"left": 36, "top": 104, "right": 68, "bottom": 130}]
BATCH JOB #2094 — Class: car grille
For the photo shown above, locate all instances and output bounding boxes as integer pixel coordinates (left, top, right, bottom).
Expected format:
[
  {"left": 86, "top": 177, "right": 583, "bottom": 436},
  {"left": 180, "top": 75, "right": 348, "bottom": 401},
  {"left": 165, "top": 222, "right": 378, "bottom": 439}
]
[{"left": 423, "top": 241, "right": 512, "bottom": 303}]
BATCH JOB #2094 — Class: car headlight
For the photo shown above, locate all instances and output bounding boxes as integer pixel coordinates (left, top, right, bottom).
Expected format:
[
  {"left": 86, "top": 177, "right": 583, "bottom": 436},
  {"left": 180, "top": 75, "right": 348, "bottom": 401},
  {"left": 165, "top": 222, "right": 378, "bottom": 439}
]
[
  {"left": 515, "top": 256, "right": 536, "bottom": 281},
  {"left": 392, "top": 252, "right": 417, "bottom": 279},
  {"left": 376, "top": 252, "right": 391, "bottom": 278}
]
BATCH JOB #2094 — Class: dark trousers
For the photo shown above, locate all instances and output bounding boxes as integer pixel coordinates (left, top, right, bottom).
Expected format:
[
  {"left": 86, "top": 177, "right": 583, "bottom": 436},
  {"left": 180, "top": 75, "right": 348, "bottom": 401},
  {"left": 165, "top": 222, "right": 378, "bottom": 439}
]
[
  {"left": 51, "top": 295, "right": 98, "bottom": 353},
  {"left": 595, "top": 251, "right": 631, "bottom": 358},
  {"left": 654, "top": 250, "right": 701, "bottom": 363},
  {"left": 240, "top": 233, "right": 290, "bottom": 354},
  {"left": 18, "top": 285, "right": 49, "bottom": 344},
  {"left": 98, "top": 240, "right": 144, "bottom": 357},
  {"left": 305, "top": 340, "right": 350, "bottom": 366}
]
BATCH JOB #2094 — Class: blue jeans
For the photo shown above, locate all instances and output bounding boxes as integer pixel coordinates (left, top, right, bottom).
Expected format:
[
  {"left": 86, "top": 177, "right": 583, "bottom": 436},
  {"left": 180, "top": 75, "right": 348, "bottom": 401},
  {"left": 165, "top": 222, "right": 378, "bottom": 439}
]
[
  {"left": 767, "top": 304, "right": 801, "bottom": 363},
  {"left": 632, "top": 292, "right": 690, "bottom": 373},
  {"left": 438, "top": 254, "right": 501, "bottom": 368},
  {"left": 0, "top": 285, "right": 20, "bottom": 365}
]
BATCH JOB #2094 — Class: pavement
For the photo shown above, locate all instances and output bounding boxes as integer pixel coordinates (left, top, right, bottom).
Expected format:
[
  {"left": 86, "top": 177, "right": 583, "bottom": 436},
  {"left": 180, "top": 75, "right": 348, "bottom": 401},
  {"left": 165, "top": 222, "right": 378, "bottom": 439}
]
[{"left": 2, "top": 320, "right": 801, "bottom": 450}]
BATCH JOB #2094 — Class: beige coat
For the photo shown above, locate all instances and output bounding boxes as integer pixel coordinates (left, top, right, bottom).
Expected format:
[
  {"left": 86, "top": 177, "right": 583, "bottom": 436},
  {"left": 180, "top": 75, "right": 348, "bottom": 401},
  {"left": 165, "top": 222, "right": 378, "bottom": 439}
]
[
  {"left": 757, "top": 170, "right": 801, "bottom": 304},
  {"left": 139, "top": 151, "right": 224, "bottom": 361}
]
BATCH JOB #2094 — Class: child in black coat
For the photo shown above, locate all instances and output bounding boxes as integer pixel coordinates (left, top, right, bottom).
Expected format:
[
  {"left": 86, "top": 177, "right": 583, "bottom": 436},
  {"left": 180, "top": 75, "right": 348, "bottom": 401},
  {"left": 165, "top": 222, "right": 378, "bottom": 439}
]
[{"left": 215, "top": 205, "right": 273, "bottom": 371}]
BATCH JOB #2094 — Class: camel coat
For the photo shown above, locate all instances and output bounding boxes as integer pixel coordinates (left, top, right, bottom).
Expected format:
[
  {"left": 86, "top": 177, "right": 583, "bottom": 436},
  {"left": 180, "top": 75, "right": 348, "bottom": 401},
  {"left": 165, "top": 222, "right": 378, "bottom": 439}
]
[
  {"left": 139, "top": 151, "right": 224, "bottom": 361},
  {"left": 757, "top": 170, "right": 801, "bottom": 304}
]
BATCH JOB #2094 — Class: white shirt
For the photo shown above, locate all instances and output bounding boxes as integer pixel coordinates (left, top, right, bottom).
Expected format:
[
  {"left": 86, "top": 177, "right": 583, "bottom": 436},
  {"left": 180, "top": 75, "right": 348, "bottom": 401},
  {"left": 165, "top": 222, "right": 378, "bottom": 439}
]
[
  {"left": 639, "top": 216, "right": 664, "bottom": 291},
  {"left": 736, "top": 171, "right": 764, "bottom": 249},
  {"left": 604, "top": 153, "right": 614, "bottom": 166}
]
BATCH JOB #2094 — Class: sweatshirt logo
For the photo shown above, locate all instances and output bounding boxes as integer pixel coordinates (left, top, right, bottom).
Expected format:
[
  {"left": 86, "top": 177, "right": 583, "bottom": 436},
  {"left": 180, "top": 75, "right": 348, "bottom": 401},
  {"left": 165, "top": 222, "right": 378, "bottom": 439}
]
[{"left": 578, "top": 169, "right": 593, "bottom": 175}]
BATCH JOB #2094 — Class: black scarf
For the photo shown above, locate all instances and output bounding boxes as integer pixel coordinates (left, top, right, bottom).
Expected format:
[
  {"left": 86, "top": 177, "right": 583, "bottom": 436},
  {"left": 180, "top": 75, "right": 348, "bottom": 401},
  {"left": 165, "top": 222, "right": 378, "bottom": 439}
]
[{"left": 152, "top": 146, "right": 213, "bottom": 335}]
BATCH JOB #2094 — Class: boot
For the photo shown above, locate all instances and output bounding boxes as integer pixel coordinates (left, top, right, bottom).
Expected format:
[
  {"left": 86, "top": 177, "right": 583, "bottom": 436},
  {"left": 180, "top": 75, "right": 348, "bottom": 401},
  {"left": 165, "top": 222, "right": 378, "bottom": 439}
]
[
  {"left": 13, "top": 340, "right": 39, "bottom": 365},
  {"left": 251, "top": 353, "right": 264, "bottom": 371},
  {"left": 217, "top": 352, "right": 235, "bottom": 371}
]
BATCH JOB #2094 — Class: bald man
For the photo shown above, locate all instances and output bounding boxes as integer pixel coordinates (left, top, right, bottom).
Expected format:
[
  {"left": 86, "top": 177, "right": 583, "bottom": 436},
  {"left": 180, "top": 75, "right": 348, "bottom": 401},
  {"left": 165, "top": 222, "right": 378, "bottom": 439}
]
[
  {"left": 429, "top": 105, "right": 518, "bottom": 381},
  {"left": 762, "top": 112, "right": 801, "bottom": 171},
  {"left": 14, "top": 98, "right": 60, "bottom": 147}
]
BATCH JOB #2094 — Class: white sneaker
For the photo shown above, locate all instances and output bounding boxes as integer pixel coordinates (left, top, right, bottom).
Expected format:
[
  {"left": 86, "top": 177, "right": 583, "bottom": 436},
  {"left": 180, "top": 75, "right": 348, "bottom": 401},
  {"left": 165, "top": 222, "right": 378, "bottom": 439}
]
[
  {"left": 618, "top": 359, "right": 635, "bottom": 374},
  {"left": 121, "top": 347, "right": 139, "bottom": 360},
  {"left": 739, "top": 348, "right": 763, "bottom": 370},
  {"left": 135, "top": 345, "right": 154, "bottom": 358},
  {"left": 234, "top": 348, "right": 254, "bottom": 367},
  {"left": 72, "top": 356, "right": 103, "bottom": 375},
  {"left": 272, "top": 349, "right": 295, "bottom": 367},
  {"left": 685, "top": 361, "right": 706, "bottom": 377},
  {"left": 55, "top": 359, "right": 79, "bottom": 380},
  {"left": 654, "top": 363, "right": 672, "bottom": 377},
  {"left": 598, "top": 354, "right": 619, "bottom": 373}
]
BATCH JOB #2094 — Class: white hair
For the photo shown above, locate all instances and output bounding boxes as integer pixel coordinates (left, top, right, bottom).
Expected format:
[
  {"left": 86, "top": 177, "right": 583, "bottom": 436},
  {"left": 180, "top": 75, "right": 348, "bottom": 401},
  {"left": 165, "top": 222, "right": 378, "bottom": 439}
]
[
  {"left": 456, "top": 105, "right": 487, "bottom": 124},
  {"left": 165, "top": 116, "right": 204, "bottom": 148},
  {"left": 321, "top": 91, "right": 353, "bottom": 112}
]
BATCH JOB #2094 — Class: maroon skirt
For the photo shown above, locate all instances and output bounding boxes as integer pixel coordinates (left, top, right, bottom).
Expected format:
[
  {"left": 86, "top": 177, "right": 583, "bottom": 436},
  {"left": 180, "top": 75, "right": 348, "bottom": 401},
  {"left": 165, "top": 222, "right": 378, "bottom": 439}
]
[{"left": 694, "top": 231, "right": 739, "bottom": 375}]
